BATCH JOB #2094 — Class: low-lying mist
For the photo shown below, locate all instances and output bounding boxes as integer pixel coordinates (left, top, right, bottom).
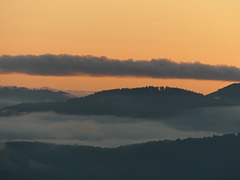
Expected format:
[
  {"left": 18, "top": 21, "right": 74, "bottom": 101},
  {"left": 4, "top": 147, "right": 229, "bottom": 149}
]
[{"left": 2, "top": 105, "right": 240, "bottom": 147}]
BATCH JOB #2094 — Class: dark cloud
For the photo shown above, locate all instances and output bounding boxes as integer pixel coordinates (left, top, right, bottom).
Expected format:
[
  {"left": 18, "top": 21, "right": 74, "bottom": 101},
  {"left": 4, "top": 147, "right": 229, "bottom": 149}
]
[{"left": 0, "top": 54, "right": 240, "bottom": 81}]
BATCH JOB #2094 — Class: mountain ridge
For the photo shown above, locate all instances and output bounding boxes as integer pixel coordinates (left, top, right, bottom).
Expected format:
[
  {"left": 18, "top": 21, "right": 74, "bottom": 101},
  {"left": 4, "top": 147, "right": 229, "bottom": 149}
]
[
  {"left": 0, "top": 133, "right": 239, "bottom": 180},
  {"left": 207, "top": 83, "right": 240, "bottom": 105},
  {"left": 0, "top": 86, "right": 74, "bottom": 108},
  {"left": 0, "top": 85, "right": 227, "bottom": 117}
]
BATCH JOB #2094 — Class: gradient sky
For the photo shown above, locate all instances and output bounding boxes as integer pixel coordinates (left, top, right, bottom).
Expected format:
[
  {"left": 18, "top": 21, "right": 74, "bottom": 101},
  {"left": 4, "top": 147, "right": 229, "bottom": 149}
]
[{"left": 1, "top": 0, "right": 240, "bottom": 94}]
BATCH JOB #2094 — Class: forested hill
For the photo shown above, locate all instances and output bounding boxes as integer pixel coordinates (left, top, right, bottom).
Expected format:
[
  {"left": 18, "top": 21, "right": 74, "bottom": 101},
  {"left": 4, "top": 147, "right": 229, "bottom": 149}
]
[
  {"left": 0, "top": 133, "right": 239, "bottom": 180},
  {"left": 0, "top": 86, "right": 225, "bottom": 117}
]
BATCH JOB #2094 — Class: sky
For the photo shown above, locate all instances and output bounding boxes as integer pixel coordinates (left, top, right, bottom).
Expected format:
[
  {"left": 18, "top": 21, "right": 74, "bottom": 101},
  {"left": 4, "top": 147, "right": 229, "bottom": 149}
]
[{"left": 1, "top": 0, "right": 240, "bottom": 94}]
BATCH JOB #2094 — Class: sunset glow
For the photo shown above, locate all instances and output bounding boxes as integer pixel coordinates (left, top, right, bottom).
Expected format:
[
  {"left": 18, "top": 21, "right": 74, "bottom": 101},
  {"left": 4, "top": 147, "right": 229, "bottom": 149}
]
[{"left": 1, "top": 0, "right": 240, "bottom": 93}]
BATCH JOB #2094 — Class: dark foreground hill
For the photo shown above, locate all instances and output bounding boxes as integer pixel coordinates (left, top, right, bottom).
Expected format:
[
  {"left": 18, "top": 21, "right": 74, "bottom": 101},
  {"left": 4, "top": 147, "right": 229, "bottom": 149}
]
[
  {"left": 0, "top": 133, "right": 240, "bottom": 180},
  {"left": 0, "top": 86, "right": 73, "bottom": 108},
  {"left": 0, "top": 86, "right": 226, "bottom": 117}
]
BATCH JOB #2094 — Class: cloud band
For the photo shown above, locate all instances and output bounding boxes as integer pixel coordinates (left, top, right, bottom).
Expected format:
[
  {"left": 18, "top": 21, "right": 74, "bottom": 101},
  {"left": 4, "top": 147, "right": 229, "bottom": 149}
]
[{"left": 0, "top": 54, "right": 239, "bottom": 81}]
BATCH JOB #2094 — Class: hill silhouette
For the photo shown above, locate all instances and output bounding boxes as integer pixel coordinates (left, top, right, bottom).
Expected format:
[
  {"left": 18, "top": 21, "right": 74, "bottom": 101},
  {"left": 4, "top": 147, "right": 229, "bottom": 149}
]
[
  {"left": 0, "top": 86, "right": 73, "bottom": 108},
  {"left": 207, "top": 83, "right": 240, "bottom": 105},
  {"left": 0, "top": 133, "right": 239, "bottom": 180},
  {"left": 0, "top": 86, "right": 225, "bottom": 117}
]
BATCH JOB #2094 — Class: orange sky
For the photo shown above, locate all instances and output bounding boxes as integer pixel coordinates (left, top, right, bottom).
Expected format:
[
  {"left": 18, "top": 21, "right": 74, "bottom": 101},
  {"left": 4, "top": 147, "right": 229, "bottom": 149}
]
[{"left": 1, "top": 0, "right": 240, "bottom": 94}]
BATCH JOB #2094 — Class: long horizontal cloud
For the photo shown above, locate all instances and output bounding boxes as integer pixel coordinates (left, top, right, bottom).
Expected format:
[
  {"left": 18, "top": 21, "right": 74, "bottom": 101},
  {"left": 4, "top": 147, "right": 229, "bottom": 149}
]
[{"left": 0, "top": 54, "right": 240, "bottom": 81}]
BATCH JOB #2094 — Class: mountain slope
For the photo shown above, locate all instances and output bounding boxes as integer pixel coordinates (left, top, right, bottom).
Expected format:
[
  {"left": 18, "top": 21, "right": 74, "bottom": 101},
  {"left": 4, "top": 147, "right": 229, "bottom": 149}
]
[
  {"left": 0, "top": 86, "right": 74, "bottom": 108},
  {"left": 0, "top": 133, "right": 239, "bottom": 180},
  {"left": 207, "top": 83, "right": 240, "bottom": 105},
  {"left": 41, "top": 86, "right": 94, "bottom": 97},
  {"left": 0, "top": 86, "right": 225, "bottom": 117}
]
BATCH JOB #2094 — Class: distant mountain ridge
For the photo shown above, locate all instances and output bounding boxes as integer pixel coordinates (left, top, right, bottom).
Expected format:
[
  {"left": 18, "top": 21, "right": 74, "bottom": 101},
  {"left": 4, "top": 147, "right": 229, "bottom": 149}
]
[
  {"left": 41, "top": 86, "right": 94, "bottom": 97},
  {"left": 0, "top": 86, "right": 73, "bottom": 108},
  {"left": 0, "top": 86, "right": 226, "bottom": 117}
]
